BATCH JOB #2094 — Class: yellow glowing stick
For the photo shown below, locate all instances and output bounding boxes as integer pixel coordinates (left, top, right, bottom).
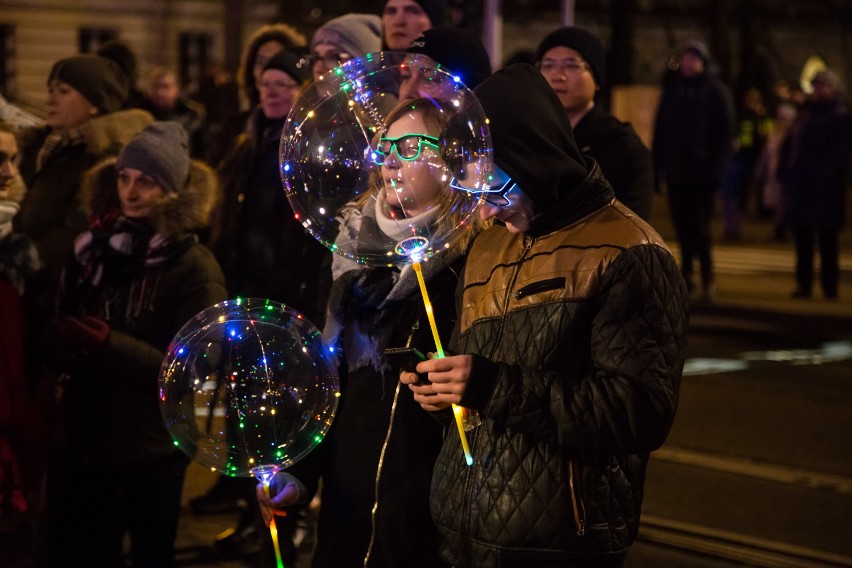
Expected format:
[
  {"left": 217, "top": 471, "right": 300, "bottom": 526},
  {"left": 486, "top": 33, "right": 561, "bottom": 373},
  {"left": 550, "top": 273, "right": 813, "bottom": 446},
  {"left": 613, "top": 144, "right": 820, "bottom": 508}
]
[
  {"left": 412, "top": 261, "right": 474, "bottom": 466},
  {"left": 262, "top": 479, "right": 285, "bottom": 568}
]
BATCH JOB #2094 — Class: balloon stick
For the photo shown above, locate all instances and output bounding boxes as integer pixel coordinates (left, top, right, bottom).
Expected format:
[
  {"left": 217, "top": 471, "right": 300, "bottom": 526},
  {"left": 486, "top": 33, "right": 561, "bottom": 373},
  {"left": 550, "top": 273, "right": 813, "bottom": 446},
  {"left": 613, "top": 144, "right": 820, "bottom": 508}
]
[
  {"left": 412, "top": 261, "right": 475, "bottom": 466},
  {"left": 261, "top": 478, "right": 285, "bottom": 568}
]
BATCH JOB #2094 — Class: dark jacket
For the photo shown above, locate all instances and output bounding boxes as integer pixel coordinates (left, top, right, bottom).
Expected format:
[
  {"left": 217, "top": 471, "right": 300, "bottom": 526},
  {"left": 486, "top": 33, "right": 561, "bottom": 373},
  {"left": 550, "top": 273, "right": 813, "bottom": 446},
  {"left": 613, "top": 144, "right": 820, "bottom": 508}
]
[
  {"left": 287, "top": 248, "right": 458, "bottom": 568},
  {"left": 208, "top": 108, "right": 328, "bottom": 323},
  {"left": 573, "top": 104, "right": 654, "bottom": 220},
  {"left": 15, "top": 109, "right": 154, "bottom": 278},
  {"left": 652, "top": 71, "right": 734, "bottom": 190},
  {"left": 778, "top": 97, "right": 852, "bottom": 230},
  {"left": 430, "top": 64, "right": 689, "bottom": 567},
  {"left": 51, "top": 157, "right": 227, "bottom": 470},
  {"left": 141, "top": 97, "right": 209, "bottom": 159}
]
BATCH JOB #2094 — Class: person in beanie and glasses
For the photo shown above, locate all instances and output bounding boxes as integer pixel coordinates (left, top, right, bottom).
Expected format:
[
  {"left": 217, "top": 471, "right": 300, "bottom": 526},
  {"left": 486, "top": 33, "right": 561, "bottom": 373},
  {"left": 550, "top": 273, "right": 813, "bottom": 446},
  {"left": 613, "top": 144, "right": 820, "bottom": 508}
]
[
  {"left": 536, "top": 26, "right": 654, "bottom": 221},
  {"left": 205, "top": 50, "right": 328, "bottom": 564},
  {"left": 401, "top": 64, "right": 688, "bottom": 567},
  {"left": 309, "top": 13, "right": 382, "bottom": 79},
  {"left": 34, "top": 121, "right": 226, "bottom": 568},
  {"left": 382, "top": 0, "right": 444, "bottom": 50}
]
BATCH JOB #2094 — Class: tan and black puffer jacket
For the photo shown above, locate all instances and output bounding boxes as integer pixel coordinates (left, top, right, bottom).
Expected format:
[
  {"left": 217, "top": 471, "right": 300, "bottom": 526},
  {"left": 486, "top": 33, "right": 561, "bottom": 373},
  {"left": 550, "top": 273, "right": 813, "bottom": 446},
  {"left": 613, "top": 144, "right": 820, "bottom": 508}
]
[{"left": 430, "top": 64, "right": 690, "bottom": 568}]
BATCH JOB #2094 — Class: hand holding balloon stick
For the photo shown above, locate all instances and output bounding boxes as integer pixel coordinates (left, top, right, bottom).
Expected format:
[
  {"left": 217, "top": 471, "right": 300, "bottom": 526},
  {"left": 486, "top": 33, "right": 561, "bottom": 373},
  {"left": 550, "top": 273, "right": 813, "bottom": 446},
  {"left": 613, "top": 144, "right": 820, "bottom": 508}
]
[
  {"left": 159, "top": 298, "right": 340, "bottom": 568},
  {"left": 412, "top": 261, "right": 479, "bottom": 465}
]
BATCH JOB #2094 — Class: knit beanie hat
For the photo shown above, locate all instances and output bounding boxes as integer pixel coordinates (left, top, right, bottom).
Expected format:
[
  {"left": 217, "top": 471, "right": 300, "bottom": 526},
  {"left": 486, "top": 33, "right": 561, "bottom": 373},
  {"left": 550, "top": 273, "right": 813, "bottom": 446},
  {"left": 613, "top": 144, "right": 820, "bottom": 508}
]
[
  {"left": 411, "top": 0, "right": 446, "bottom": 26},
  {"left": 116, "top": 122, "right": 190, "bottom": 194},
  {"left": 407, "top": 26, "right": 491, "bottom": 88},
  {"left": 47, "top": 54, "right": 129, "bottom": 114},
  {"left": 535, "top": 26, "right": 606, "bottom": 87},
  {"left": 681, "top": 40, "right": 711, "bottom": 65},
  {"left": 262, "top": 50, "right": 311, "bottom": 83},
  {"left": 311, "top": 13, "right": 382, "bottom": 59}
]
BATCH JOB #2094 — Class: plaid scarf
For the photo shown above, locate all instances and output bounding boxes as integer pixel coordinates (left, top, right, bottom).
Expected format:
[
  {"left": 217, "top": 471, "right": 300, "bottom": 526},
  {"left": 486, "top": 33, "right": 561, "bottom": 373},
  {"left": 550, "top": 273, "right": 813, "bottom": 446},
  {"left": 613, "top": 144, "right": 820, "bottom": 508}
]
[
  {"left": 35, "top": 125, "right": 87, "bottom": 172},
  {"left": 57, "top": 215, "right": 194, "bottom": 323}
]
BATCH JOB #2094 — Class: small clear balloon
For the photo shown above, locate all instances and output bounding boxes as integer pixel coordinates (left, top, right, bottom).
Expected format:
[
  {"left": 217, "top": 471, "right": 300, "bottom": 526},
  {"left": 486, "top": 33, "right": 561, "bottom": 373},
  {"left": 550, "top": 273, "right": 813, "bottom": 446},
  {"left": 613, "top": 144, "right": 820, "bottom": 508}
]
[{"left": 159, "top": 298, "right": 340, "bottom": 478}]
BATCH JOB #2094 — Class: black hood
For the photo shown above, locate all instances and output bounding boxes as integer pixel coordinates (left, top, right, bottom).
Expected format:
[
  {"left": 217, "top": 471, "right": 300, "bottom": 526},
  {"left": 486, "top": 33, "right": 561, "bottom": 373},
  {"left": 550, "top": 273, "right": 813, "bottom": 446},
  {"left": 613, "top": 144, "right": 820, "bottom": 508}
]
[{"left": 473, "top": 63, "right": 590, "bottom": 212}]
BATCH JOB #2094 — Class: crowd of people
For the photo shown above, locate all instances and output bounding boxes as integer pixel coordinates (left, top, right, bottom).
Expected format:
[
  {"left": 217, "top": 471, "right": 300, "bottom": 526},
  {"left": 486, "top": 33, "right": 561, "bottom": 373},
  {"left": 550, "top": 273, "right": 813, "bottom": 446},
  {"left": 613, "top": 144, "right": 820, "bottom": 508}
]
[{"left": 0, "top": 0, "right": 849, "bottom": 566}]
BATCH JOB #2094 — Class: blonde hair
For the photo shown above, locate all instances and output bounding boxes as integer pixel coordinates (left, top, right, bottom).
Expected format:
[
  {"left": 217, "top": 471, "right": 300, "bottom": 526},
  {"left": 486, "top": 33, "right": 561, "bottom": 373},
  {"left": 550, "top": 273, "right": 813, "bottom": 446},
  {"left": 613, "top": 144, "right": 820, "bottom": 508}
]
[{"left": 358, "top": 97, "right": 489, "bottom": 253}]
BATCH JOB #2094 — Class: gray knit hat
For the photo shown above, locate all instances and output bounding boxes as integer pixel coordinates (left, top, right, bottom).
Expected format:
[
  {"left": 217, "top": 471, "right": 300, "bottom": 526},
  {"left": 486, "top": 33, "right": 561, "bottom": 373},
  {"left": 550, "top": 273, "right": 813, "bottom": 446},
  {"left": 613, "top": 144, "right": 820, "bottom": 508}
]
[
  {"left": 116, "top": 122, "right": 189, "bottom": 194},
  {"left": 311, "top": 13, "right": 382, "bottom": 59},
  {"left": 47, "top": 54, "right": 129, "bottom": 114}
]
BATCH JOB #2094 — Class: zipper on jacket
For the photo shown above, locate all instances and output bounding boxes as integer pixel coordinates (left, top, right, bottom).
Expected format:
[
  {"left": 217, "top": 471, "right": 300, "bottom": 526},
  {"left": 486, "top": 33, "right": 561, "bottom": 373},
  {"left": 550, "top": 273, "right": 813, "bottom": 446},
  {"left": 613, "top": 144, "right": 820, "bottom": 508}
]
[
  {"left": 568, "top": 459, "right": 587, "bottom": 536},
  {"left": 511, "top": 277, "right": 566, "bottom": 300},
  {"left": 363, "top": 322, "right": 419, "bottom": 566},
  {"left": 488, "top": 237, "right": 535, "bottom": 360}
]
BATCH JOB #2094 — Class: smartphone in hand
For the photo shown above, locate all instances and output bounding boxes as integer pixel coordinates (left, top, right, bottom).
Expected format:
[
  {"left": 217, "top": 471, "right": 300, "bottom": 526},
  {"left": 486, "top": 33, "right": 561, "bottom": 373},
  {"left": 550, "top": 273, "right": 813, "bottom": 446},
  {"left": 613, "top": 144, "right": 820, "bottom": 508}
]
[{"left": 384, "top": 347, "right": 430, "bottom": 385}]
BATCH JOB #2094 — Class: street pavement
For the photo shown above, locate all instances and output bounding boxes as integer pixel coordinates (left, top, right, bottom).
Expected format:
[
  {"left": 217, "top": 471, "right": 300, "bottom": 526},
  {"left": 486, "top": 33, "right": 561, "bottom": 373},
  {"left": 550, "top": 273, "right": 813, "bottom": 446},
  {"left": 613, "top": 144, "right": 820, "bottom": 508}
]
[{"left": 173, "top": 196, "right": 852, "bottom": 567}]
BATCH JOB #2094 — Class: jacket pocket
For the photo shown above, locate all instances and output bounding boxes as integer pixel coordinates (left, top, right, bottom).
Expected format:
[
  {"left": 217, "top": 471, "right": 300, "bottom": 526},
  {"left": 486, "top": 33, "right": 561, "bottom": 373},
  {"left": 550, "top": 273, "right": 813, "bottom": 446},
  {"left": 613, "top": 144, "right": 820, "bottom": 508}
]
[{"left": 512, "top": 277, "right": 566, "bottom": 300}]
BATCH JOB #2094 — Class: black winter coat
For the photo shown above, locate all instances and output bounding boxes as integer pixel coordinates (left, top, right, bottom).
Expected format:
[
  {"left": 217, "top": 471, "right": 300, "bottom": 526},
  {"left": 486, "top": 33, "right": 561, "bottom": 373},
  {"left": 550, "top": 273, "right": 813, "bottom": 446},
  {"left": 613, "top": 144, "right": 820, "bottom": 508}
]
[
  {"left": 652, "top": 72, "right": 735, "bottom": 190},
  {"left": 779, "top": 97, "right": 852, "bottom": 231},
  {"left": 574, "top": 104, "right": 654, "bottom": 220}
]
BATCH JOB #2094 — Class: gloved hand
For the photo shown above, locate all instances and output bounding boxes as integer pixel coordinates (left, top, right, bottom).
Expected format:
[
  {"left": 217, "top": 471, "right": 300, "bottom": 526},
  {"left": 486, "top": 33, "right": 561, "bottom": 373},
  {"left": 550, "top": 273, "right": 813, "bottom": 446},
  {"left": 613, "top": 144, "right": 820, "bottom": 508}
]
[{"left": 55, "top": 315, "right": 111, "bottom": 353}]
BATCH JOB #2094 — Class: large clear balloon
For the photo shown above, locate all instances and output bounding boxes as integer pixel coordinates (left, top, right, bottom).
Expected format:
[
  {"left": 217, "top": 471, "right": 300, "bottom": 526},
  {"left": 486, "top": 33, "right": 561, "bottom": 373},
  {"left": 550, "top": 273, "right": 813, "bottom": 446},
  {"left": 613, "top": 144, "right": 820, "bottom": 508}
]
[
  {"left": 281, "top": 51, "right": 492, "bottom": 267},
  {"left": 159, "top": 298, "right": 340, "bottom": 478}
]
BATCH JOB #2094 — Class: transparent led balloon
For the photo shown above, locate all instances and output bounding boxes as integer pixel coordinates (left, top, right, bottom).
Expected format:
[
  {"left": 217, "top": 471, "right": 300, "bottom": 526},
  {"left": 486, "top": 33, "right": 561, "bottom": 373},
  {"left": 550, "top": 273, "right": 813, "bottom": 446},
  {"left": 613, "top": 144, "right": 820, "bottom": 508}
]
[
  {"left": 281, "top": 51, "right": 492, "bottom": 267},
  {"left": 159, "top": 298, "right": 340, "bottom": 479}
]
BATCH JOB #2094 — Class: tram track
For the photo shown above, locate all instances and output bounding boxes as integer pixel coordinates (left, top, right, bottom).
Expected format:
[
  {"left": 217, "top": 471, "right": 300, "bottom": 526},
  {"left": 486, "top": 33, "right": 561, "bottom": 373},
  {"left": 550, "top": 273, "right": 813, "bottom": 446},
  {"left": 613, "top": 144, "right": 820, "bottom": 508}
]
[{"left": 639, "top": 446, "right": 852, "bottom": 566}]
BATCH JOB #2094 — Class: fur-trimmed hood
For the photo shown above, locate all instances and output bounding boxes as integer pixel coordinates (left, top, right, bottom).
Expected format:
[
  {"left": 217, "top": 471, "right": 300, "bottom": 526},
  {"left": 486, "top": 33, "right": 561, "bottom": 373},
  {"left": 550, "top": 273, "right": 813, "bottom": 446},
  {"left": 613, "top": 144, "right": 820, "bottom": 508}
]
[{"left": 80, "top": 156, "right": 218, "bottom": 237}]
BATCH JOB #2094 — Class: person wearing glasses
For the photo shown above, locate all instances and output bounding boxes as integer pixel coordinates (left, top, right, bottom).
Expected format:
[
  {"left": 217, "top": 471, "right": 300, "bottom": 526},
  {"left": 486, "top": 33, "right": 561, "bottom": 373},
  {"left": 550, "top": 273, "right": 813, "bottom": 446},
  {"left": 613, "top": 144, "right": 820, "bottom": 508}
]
[
  {"left": 309, "top": 13, "right": 382, "bottom": 81},
  {"left": 401, "top": 64, "right": 688, "bottom": 568},
  {"left": 257, "top": 97, "right": 488, "bottom": 568},
  {"left": 536, "top": 26, "right": 653, "bottom": 221},
  {"left": 204, "top": 50, "right": 327, "bottom": 563}
]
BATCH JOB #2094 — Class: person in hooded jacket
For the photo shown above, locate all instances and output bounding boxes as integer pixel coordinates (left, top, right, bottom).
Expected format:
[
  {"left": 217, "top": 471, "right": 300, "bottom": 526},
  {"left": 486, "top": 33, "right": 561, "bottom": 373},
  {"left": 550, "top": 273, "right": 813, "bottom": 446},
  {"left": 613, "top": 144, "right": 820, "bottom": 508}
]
[
  {"left": 652, "top": 41, "right": 734, "bottom": 302},
  {"left": 35, "top": 121, "right": 227, "bottom": 568},
  {"left": 402, "top": 64, "right": 689, "bottom": 568},
  {"left": 536, "top": 26, "right": 653, "bottom": 221}
]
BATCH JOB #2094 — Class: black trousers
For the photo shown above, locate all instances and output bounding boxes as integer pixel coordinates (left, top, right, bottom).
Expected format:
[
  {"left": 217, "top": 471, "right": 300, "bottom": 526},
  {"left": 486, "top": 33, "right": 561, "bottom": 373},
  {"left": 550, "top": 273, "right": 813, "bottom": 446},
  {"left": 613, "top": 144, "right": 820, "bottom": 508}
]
[
  {"left": 793, "top": 227, "right": 840, "bottom": 297},
  {"left": 668, "top": 186, "right": 716, "bottom": 288}
]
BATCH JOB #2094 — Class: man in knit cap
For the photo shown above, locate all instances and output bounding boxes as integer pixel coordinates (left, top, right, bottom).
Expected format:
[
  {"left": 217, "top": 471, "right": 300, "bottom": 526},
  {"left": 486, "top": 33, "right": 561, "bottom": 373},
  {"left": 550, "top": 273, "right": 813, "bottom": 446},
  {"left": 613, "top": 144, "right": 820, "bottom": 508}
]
[
  {"left": 536, "top": 26, "right": 654, "bottom": 220},
  {"left": 309, "top": 13, "right": 382, "bottom": 79},
  {"left": 382, "top": 0, "right": 444, "bottom": 50},
  {"left": 402, "top": 63, "right": 688, "bottom": 567}
]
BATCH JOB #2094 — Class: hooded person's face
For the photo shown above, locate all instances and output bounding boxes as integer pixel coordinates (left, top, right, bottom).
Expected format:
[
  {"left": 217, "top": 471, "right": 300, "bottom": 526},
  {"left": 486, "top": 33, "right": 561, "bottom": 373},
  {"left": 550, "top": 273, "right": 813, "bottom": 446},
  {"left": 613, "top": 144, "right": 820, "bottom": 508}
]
[{"left": 476, "top": 165, "right": 536, "bottom": 233}]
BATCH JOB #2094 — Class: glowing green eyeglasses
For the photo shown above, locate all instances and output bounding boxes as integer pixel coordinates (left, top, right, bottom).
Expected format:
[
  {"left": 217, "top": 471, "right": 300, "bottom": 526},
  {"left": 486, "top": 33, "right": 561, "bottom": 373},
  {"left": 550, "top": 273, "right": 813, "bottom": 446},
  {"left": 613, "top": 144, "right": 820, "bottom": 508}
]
[{"left": 372, "top": 133, "right": 440, "bottom": 165}]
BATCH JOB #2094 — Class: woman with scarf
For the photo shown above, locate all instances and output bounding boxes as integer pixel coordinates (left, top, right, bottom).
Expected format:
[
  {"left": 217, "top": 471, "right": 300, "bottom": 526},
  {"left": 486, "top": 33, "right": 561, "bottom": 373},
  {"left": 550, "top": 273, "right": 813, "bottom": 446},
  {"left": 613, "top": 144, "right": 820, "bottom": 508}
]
[
  {"left": 36, "top": 122, "right": 227, "bottom": 568},
  {"left": 257, "top": 97, "right": 487, "bottom": 567}
]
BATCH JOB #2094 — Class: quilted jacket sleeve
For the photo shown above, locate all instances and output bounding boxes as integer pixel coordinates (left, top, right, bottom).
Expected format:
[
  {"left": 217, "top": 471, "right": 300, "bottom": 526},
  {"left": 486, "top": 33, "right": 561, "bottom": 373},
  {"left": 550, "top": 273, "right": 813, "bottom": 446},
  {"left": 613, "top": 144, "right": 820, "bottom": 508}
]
[{"left": 461, "top": 244, "right": 689, "bottom": 454}]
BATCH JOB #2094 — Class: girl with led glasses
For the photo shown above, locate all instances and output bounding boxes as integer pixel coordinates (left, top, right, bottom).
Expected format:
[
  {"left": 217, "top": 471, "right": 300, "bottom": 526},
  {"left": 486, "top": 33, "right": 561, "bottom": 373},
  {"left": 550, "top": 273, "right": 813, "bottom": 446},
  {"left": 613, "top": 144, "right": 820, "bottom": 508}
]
[{"left": 257, "top": 98, "right": 488, "bottom": 567}]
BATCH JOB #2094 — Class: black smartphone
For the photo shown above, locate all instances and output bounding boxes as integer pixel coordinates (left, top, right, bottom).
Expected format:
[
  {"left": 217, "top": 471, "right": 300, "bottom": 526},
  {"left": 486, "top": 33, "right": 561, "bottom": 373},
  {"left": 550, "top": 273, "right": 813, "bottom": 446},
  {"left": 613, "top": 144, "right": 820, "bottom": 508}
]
[{"left": 383, "top": 347, "right": 430, "bottom": 385}]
